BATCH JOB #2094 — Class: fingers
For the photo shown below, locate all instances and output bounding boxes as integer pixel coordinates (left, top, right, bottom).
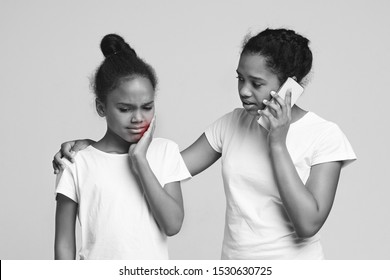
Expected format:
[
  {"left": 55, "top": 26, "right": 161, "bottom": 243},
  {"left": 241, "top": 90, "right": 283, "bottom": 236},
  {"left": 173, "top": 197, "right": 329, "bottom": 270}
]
[
  {"left": 128, "top": 143, "right": 136, "bottom": 154},
  {"left": 52, "top": 160, "right": 59, "bottom": 174},
  {"left": 270, "top": 91, "right": 287, "bottom": 111},
  {"left": 258, "top": 107, "right": 275, "bottom": 121},
  {"left": 53, "top": 150, "right": 64, "bottom": 174},
  {"left": 143, "top": 115, "right": 156, "bottom": 138},
  {"left": 284, "top": 90, "right": 292, "bottom": 116},
  {"left": 73, "top": 139, "right": 93, "bottom": 153},
  {"left": 263, "top": 99, "right": 280, "bottom": 118},
  {"left": 61, "top": 142, "right": 76, "bottom": 163},
  {"left": 263, "top": 90, "right": 292, "bottom": 117},
  {"left": 259, "top": 90, "right": 293, "bottom": 128},
  {"left": 149, "top": 115, "right": 156, "bottom": 133}
]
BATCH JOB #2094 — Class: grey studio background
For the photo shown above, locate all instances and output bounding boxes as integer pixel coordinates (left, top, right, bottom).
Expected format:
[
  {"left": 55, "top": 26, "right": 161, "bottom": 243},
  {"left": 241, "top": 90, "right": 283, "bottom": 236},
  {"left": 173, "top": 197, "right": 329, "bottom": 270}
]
[{"left": 1, "top": 0, "right": 389, "bottom": 260}]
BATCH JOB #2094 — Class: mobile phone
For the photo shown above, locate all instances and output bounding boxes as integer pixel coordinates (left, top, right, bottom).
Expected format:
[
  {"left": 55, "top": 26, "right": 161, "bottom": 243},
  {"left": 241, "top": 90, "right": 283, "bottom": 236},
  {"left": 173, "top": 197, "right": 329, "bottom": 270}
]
[{"left": 257, "top": 77, "right": 304, "bottom": 130}]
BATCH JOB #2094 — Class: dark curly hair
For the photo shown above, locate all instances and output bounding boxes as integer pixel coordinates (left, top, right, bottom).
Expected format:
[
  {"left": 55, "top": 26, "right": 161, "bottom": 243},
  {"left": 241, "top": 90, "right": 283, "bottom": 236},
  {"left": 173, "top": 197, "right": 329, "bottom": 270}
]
[
  {"left": 241, "top": 28, "right": 312, "bottom": 84},
  {"left": 93, "top": 34, "right": 158, "bottom": 102}
]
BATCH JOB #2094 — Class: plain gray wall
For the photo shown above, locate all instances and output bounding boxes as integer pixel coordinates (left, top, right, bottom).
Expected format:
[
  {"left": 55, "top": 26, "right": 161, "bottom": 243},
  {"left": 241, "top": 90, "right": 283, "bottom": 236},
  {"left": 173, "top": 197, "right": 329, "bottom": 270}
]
[{"left": 1, "top": 0, "right": 389, "bottom": 259}]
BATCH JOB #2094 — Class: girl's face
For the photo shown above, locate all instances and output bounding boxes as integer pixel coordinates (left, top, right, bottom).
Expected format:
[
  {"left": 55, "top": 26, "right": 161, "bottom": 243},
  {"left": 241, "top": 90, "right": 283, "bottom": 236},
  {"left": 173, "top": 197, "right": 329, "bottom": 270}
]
[
  {"left": 236, "top": 53, "right": 281, "bottom": 116},
  {"left": 99, "top": 76, "right": 155, "bottom": 144}
]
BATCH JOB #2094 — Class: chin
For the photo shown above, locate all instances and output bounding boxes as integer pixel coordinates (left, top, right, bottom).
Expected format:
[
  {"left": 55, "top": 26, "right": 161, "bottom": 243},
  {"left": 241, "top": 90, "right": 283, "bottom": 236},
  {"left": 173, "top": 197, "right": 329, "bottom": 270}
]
[
  {"left": 119, "top": 134, "right": 141, "bottom": 144},
  {"left": 243, "top": 108, "right": 258, "bottom": 116}
]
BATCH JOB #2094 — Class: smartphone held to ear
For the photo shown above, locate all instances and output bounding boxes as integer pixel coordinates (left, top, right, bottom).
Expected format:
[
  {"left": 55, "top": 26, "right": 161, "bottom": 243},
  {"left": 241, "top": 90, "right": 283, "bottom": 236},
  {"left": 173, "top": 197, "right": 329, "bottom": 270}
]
[{"left": 257, "top": 77, "right": 304, "bottom": 130}]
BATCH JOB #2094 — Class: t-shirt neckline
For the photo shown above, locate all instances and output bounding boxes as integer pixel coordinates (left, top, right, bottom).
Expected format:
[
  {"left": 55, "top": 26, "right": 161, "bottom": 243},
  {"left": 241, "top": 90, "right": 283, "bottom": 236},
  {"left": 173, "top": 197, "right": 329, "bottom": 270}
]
[
  {"left": 88, "top": 145, "right": 129, "bottom": 157},
  {"left": 290, "top": 111, "right": 312, "bottom": 126}
]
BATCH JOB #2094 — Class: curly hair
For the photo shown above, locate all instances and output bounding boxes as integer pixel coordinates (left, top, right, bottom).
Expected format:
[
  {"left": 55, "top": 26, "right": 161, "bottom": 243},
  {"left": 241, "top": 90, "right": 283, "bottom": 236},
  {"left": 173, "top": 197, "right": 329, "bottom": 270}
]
[
  {"left": 93, "top": 34, "right": 158, "bottom": 102},
  {"left": 241, "top": 28, "right": 312, "bottom": 84}
]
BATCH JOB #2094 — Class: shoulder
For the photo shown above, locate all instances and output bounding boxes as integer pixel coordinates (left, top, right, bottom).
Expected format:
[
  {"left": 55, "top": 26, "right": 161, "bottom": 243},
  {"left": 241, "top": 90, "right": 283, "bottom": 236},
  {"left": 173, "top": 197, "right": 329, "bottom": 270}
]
[
  {"left": 150, "top": 137, "right": 179, "bottom": 148},
  {"left": 60, "top": 146, "right": 98, "bottom": 171},
  {"left": 296, "top": 112, "right": 342, "bottom": 134},
  {"left": 298, "top": 112, "right": 356, "bottom": 159},
  {"left": 290, "top": 111, "right": 353, "bottom": 153},
  {"left": 147, "top": 138, "right": 183, "bottom": 167},
  {"left": 148, "top": 138, "right": 180, "bottom": 155}
]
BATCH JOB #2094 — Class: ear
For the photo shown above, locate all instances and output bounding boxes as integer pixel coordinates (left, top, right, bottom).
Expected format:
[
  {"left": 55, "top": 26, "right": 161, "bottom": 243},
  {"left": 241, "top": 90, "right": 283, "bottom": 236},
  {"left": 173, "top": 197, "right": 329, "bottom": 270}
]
[{"left": 95, "top": 98, "right": 106, "bottom": 117}]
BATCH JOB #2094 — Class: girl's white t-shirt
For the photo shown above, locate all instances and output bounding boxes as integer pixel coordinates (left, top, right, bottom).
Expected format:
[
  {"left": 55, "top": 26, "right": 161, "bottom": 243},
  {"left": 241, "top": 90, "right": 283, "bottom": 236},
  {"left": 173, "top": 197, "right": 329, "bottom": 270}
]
[
  {"left": 205, "top": 108, "right": 356, "bottom": 259},
  {"left": 55, "top": 138, "right": 191, "bottom": 260}
]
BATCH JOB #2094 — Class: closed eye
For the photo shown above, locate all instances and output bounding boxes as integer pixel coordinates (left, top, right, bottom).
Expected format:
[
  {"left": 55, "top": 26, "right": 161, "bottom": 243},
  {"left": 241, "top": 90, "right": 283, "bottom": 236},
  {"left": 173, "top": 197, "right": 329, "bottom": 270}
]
[{"left": 252, "top": 82, "right": 262, "bottom": 89}]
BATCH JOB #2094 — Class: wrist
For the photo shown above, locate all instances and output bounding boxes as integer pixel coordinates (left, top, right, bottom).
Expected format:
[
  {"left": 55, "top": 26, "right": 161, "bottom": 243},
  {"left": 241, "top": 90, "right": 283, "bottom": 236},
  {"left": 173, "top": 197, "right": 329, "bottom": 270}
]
[
  {"left": 131, "top": 154, "right": 148, "bottom": 167},
  {"left": 86, "top": 139, "right": 96, "bottom": 145},
  {"left": 269, "top": 141, "right": 287, "bottom": 153}
]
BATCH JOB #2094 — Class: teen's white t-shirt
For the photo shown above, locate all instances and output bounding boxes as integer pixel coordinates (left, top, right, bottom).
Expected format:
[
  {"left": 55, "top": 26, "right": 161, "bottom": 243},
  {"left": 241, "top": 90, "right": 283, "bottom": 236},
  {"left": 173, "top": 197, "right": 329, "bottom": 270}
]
[
  {"left": 55, "top": 138, "right": 191, "bottom": 260},
  {"left": 205, "top": 108, "right": 356, "bottom": 259}
]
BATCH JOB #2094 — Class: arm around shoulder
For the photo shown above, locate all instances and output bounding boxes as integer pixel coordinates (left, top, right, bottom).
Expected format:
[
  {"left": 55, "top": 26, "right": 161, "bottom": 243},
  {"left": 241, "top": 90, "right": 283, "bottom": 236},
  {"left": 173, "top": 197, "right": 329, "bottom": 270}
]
[{"left": 181, "top": 133, "right": 221, "bottom": 176}]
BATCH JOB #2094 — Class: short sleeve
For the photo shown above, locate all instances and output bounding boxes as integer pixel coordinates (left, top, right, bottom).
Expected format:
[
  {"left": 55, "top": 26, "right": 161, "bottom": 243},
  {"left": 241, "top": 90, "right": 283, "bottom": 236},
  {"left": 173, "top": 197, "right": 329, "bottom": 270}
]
[
  {"left": 156, "top": 140, "right": 192, "bottom": 186},
  {"left": 204, "top": 110, "right": 235, "bottom": 153},
  {"left": 55, "top": 159, "right": 78, "bottom": 203},
  {"left": 311, "top": 123, "right": 357, "bottom": 168}
]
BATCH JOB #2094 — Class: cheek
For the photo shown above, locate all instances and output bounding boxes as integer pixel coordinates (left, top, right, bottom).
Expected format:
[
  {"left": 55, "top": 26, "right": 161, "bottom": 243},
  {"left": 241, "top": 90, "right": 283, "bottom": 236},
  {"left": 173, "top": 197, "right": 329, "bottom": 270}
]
[
  {"left": 255, "top": 87, "right": 272, "bottom": 102},
  {"left": 146, "top": 109, "right": 155, "bottom": 122},
  {"left": 143, "top": 110, "right": 155, "bottom": 132}
]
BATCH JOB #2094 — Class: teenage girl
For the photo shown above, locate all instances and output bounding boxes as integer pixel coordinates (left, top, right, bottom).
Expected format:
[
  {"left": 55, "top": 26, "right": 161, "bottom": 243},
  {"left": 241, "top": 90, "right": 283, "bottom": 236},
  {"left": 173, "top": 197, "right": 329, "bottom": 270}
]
[
  {"left": 54, "top": 34, "right": 191, "bottom": 260},
  {"left": 54, "top": 29, "right": 356, "bottom": 259}
]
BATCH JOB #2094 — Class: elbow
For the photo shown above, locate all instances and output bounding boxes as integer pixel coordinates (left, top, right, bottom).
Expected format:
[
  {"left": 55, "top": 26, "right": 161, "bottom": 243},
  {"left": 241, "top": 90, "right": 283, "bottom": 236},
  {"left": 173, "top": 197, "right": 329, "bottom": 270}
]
[
  {"left": 55, "top": 244, "right": 76, "bottom": 260},
  {"left": 164, "top": 222, "right": 182, "bottom": 237},
  {"left": 294, "top": 222, "right": 322, "bottom": 239},
  {"left": 295, "top": 229, "right": 317, "bottom": 239},
  {"left": 165, "top": 226, "right": 181, "bottom": 237},
  {"left": 164, "top": 213, "right": 184, "bottom": 237}
]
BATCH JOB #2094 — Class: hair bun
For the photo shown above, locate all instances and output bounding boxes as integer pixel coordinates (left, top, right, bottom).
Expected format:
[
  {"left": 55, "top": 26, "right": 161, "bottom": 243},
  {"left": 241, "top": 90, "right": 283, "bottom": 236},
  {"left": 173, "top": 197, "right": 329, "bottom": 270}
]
[{"left": 100, "top": 33, "right": 137, "bottom": 57}]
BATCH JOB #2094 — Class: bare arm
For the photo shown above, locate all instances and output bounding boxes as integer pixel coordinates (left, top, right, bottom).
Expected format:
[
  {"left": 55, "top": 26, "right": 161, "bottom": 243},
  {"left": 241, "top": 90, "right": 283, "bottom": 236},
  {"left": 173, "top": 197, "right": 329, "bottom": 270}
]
[
  {"left": 132, "top": 157, "right": 184, "bottom": 236},
  {"left": 180, "top": 133, "right": 221, "bottom": 176},
  {"left": 128, "top": 118, "right": 185, "bottom": 236},
  {"left": 261, "top": 91, "right": 342, "bottom": 237},
  {"left": 55, "top": 194, "right": 77, "bottom": 260},
  {"left": 270, "top": 144, "right": 342, "bottom": 237}
]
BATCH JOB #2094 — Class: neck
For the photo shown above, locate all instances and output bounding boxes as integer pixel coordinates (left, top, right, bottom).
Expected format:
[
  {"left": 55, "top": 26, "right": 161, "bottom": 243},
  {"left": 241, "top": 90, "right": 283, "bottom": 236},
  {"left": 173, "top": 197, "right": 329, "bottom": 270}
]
[
  {"left": 93, "top": 129, "right": 132, "bottom": 154},
  {"left": 291, "top": 105, "right": 308, "bottom": 123}
]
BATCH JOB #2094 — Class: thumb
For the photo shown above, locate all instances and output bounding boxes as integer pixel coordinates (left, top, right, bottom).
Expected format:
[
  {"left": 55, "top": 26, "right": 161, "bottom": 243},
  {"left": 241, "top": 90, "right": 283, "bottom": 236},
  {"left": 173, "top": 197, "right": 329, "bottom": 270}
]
[{"left": 128, "top": 143, "right": 137, "bottom": 155}]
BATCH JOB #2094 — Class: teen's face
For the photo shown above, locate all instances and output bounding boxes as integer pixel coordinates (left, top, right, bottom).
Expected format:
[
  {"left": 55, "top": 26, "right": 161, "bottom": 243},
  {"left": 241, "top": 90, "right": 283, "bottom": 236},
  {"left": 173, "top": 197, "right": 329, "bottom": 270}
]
[
  {"left": 101, "top": 76, "right": 155, "bottom": 143},
  {"left": 236, "top": 53, "right": 281, "bottom": 116}
]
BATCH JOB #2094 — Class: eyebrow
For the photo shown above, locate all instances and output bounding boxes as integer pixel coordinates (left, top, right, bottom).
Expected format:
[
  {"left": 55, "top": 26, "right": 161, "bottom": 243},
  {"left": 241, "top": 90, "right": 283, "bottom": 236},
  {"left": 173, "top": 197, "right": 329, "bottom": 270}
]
[
  {"left": 117, "top": 101, "right": 154, "bottom": 106},
  {"left": 236, "top": 70, "right": 266, "bottom": 82}
]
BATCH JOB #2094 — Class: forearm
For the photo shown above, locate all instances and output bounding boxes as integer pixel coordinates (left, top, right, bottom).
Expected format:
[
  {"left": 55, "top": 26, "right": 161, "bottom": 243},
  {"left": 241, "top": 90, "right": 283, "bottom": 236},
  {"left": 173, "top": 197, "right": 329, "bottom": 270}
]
[
  {"left": 269, "top": 144, "right": 320, "bottom": 237},
  {"left": 55, "top": 194, "right": 77, "bottom": 260},
  {"left": 181, "top": 133, "right": 221, "bottom": 176},
  {"left": 133, "top": 158, "right": 184, "bottom": 236},
  {"left": 55, "top": 242, "right": 76, "bottom": 260}
]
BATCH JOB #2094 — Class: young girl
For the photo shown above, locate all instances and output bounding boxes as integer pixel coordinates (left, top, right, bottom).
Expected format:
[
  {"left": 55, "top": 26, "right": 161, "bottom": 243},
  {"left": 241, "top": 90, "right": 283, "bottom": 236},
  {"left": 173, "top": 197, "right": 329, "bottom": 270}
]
[
  {"left": 54, "top": 34, "right": 191, "bottom": 260},
  {"left": 54, "top": 28, "right": 356, "bottom": 259}
]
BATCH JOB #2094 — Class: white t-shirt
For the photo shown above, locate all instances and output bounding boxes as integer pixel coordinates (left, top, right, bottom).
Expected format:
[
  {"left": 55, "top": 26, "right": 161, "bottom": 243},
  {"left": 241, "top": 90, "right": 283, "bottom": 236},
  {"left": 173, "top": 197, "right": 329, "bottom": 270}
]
[
  {"left": 55, "top": 138, "right": 191, "bottom": 260},
  {"left": 205, "top": 108, "right": 356, "bottom": 259}
]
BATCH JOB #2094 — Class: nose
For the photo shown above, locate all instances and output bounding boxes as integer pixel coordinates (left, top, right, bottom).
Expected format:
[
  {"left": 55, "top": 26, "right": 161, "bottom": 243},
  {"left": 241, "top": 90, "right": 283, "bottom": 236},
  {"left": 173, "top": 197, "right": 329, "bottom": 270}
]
[
  {"left": 131, "top": 110, "right": 143, "bottom": 123},
  {"left": 239, "top": 84, "right": 251, "bottom": 98}
]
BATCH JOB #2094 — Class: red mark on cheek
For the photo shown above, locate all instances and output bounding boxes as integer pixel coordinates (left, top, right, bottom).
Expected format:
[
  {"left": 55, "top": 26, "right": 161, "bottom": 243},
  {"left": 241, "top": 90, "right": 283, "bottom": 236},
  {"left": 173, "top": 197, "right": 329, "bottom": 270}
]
[{"left": 140, "top": 122, "right": 150, "bottom": 136}]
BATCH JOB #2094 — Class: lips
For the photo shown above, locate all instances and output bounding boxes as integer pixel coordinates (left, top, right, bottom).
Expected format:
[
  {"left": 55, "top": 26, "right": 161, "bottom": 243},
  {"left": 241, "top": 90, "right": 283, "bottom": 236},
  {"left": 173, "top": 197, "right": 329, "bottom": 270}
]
[
  {"left": 242, "top": 100, "right": 257, "bottom": 106},
  {"left": 126, "top": 127, "right": 147, "bottom": 134},
  {"left": 241, "top": 98, "right": 258, "bottom": 107},
  {"left": 240, "top": 96, "right": 257, "bottom": 105}
]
